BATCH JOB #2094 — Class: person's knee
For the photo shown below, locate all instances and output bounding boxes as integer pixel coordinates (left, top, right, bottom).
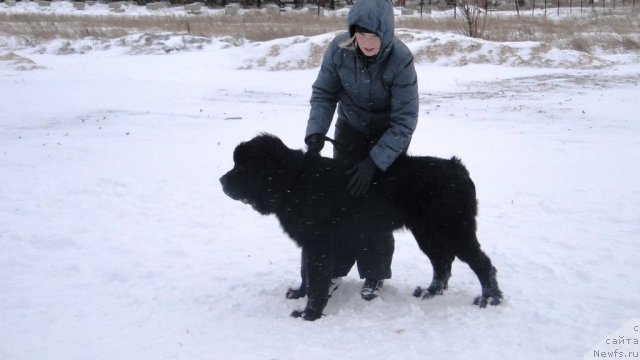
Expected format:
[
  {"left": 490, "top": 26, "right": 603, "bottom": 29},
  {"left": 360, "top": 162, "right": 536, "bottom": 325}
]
[{"left": 369, "top": 232, "right": 395, "bottom": 255}]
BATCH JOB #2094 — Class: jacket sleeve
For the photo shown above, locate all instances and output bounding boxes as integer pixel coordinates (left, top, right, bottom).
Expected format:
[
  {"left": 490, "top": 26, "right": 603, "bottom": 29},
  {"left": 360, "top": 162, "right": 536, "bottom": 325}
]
[
  {"left": 369, "top": 51, "right": 419, "bottom": 171},
  {"left": 306, "top": 39, "right": 343, "bottom": 139}
]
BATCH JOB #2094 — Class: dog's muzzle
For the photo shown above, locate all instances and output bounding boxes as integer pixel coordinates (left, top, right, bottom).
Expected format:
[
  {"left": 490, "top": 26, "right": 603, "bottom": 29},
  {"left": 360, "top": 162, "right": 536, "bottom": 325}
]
[{"left": 219, "top": 173, "right": 246, "bottom": 203}]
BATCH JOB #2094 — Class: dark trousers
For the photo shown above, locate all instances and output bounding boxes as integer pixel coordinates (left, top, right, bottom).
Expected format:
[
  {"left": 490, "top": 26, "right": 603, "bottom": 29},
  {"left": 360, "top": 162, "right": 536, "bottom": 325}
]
[{"left": 331, "top": 121, "right": 394, "bottom": 280}]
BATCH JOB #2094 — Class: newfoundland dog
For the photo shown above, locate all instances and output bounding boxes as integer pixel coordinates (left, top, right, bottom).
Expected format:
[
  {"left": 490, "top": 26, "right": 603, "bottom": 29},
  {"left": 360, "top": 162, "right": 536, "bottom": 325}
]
[{"left": 219, "top": 133, "right": 502, "bottom": 321}]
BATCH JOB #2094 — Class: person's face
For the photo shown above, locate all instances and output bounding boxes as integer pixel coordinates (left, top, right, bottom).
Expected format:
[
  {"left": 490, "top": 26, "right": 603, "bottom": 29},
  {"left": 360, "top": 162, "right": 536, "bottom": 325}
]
[{"left": 355, "top": 32, "right": 381, "bottom": 57}]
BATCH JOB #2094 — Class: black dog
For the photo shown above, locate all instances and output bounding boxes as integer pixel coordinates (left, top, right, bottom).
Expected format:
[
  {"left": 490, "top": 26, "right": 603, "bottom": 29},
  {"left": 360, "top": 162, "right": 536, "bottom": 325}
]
[{"left": 219, "top": 133, "right": 502, "bottom": 321}]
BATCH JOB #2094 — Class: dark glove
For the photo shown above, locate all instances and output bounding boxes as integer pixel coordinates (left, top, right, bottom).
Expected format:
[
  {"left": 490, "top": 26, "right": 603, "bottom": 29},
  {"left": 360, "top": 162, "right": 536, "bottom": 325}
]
[
  {"left": 305, "top": 134, "right": 325, "bottom": 156},
  {"left": 346, "top": 156, "right": 378, "bottom": 196}
]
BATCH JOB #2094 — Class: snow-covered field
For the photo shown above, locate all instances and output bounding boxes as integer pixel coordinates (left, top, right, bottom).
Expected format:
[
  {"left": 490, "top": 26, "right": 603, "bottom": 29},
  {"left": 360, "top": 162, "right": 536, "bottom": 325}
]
[{"left": 1, "top": 3, "right": 640, "bottom": 359}]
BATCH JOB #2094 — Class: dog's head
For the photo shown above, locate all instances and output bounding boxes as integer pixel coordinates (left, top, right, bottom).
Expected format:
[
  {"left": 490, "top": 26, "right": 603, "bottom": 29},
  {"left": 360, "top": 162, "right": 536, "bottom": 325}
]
[{"left": 220, "top": 133, "right": 302, "bottom": 214}]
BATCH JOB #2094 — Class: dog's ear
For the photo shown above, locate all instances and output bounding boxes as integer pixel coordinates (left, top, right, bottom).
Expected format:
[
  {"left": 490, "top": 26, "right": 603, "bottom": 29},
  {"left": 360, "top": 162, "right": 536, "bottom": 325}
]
[
  {"left": 256, "top": 133, "right": 286, "bottom": 149},
  {"left": 254, "top": 133, "right": 293, "bottom": 164}
]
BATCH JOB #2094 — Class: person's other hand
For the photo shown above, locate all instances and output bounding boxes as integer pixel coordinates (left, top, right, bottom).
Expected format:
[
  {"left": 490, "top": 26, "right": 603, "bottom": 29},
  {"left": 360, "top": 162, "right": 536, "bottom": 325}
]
[{"left": 346, "top": 156, "right": 377, "bottom": 196}]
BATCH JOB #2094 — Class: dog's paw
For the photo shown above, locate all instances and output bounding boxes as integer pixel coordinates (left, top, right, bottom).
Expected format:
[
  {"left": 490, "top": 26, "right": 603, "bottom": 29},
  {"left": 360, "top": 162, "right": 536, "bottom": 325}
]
[
  {"left": 474, "top": 283, "right": 503, "bottom": 307},
  {"left": 286, "top": 288, "right": 306, "bottom": 299},
  {"left": 290, "top": 309, "right": 322, "bottom": 321},
  {"left": 413, "top": 284, "right": 446, "bottom": 299},
  {"left": 413, "top": 286, "right": 425, "bottom": 298},
  {"left": 473, "top": 295, "right": 502, "bottom": 308}
]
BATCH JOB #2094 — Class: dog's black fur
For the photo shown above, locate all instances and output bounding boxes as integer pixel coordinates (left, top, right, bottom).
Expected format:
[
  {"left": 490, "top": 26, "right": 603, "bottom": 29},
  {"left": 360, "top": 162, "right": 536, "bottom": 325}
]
[{"left": 219, "top": 133, "right": 502, "bottom": 320}]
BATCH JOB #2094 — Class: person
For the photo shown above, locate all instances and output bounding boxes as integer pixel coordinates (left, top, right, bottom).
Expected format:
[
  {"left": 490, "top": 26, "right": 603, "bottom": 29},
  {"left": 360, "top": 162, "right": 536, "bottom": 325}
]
[{"left": 304, "top": 0, "right": 419, "bottom": 301}]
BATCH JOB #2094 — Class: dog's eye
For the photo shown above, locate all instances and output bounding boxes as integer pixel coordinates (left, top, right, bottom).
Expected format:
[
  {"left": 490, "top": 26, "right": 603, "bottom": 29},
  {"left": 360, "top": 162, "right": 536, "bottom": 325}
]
[{"left": 235, "top": 164, "right": 246, "bottom": 173}]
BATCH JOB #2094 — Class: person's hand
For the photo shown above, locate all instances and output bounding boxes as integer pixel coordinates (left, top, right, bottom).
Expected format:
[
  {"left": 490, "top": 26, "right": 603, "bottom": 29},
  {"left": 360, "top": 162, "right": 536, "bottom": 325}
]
[
  {"left": 346, "top": 156, "right": 377, "bottom": 196},
  {"left": 305, "top": 134, "right": 324, "bottom": 156}
]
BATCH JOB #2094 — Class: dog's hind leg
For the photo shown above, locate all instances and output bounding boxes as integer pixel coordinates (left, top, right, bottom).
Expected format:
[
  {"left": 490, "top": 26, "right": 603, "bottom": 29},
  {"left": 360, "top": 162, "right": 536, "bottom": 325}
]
[
  {"left": 411, "top": 226, "right": 455, "bottom": 299},
  {"left": 286, "top": 250, "right": 307, "bottom": 299},
  {"left": 452, "top": 231, "right": 503, "bottom": 307}
]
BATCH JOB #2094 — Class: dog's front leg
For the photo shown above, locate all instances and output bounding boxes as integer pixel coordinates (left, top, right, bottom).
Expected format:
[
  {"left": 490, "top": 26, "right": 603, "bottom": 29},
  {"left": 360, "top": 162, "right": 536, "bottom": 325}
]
[
  {"left": 290, "top": 246, "right": 333, "bottom": 321},
  {"left": 286, "top": 249, "right": 307, "bottom": 299}
]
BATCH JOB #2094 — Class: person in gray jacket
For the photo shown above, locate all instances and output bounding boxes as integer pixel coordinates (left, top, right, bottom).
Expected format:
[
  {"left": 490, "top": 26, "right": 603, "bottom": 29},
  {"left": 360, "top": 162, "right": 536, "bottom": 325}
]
[{"left": 304, "top": 0, "right": 419, "bottom": 300}]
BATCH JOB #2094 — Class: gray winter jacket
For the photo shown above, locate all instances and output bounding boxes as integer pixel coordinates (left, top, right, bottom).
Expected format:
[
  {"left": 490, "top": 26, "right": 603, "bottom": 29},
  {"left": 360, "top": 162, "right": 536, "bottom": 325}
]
[{"left": 305, "top": 0, "right": 419, "bottom": 171}]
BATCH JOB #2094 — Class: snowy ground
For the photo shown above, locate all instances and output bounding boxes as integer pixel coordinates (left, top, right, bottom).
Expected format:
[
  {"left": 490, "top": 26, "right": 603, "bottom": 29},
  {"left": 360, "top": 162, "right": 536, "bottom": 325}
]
[{"left": 1, "top": 5, "right": 640, "bottom": 359}]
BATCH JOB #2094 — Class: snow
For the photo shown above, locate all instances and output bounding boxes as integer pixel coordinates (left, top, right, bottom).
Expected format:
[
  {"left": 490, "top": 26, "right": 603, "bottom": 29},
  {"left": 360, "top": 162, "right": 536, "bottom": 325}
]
[{"left": 1, "top": 3, "right": 640, "bottom": 360}]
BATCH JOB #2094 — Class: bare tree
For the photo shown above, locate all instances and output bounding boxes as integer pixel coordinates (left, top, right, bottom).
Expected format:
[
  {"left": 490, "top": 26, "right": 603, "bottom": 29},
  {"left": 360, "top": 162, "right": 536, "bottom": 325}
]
[{"left": 454, "top": 0, "right": 488, "bottom": 37}]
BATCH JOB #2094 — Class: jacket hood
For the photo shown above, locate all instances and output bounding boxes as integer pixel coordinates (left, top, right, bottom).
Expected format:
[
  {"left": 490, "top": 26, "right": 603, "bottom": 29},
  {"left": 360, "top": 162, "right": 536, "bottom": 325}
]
[{"left": 347, "top": 0, "right": 395, "bottom": 53}]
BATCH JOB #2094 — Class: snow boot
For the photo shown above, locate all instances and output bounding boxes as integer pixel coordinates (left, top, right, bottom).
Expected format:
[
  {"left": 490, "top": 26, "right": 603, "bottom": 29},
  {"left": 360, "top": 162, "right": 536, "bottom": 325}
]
[{"left": 361, "top": 279, "right": 384, "bottom": 301}]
